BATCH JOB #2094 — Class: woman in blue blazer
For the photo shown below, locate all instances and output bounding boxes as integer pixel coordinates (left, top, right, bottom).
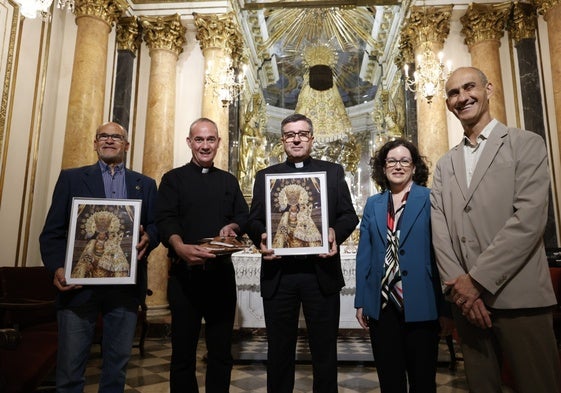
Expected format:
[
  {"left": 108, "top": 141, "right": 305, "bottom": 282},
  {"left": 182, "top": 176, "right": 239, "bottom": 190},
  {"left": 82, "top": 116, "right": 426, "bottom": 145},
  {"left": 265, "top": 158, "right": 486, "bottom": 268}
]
[{"left": 355, "top": 139, "right": 452, "bottom": 393}]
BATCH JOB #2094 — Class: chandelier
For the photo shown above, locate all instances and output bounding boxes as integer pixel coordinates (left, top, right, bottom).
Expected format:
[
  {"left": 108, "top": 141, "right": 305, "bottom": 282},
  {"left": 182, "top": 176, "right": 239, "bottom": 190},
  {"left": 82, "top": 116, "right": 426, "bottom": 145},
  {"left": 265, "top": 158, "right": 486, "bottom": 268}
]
[
  {"left": 204, "top": 57, "right": 245, "bottom": 107},
  {"left": 14, "top": 0, "right": 73, "bottom": 20},
  {"left": 14, "top": 0, "right": 52, "bottom": 19},
  {"left": 403, "top": 42, "right": 451, "bottom": 104}
]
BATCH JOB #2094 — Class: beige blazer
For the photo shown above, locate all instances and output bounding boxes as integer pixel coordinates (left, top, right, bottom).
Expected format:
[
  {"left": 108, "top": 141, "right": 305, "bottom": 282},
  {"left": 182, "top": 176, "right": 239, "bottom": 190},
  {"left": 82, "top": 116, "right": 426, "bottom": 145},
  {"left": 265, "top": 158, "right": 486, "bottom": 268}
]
[{"left": 431, "top": 121, "right": 557, "bottom": 309}]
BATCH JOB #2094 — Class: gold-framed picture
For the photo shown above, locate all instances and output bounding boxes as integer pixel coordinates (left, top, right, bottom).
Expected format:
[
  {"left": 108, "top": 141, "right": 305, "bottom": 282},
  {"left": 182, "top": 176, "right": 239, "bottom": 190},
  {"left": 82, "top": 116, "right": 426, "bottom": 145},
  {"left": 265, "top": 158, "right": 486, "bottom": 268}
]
[
  {"left": 64, "top": 198, "right": 141, "bottom": 285},
  {"left": 265, "top": 172, "right": 329, "bottom": 256}
]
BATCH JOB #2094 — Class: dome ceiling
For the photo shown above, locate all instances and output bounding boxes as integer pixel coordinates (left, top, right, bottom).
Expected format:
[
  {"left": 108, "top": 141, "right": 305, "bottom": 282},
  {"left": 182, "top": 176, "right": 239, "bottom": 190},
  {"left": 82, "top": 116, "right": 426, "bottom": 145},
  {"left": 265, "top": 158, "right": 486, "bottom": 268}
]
[{"left": 235, "top": 0, "right": 409, "bottom": 109}]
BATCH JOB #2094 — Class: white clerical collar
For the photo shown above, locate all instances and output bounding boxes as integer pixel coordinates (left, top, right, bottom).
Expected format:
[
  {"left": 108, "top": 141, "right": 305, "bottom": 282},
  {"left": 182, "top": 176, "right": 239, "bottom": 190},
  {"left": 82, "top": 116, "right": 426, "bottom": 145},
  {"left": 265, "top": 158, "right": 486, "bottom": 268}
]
[
  {"left": 201, "top": 167, "right": 210, "bottom": 174},
  {"left": 295, "top": 162, "right": 304, "bottom": 168}
]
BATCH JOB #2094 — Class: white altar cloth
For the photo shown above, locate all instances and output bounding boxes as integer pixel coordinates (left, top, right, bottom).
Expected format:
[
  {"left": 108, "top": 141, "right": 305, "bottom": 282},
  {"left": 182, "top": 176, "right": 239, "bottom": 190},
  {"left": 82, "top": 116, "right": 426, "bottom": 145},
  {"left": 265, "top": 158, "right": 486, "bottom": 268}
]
[{"left": 231, "top": 250, "right": 360, "bottom": 329}]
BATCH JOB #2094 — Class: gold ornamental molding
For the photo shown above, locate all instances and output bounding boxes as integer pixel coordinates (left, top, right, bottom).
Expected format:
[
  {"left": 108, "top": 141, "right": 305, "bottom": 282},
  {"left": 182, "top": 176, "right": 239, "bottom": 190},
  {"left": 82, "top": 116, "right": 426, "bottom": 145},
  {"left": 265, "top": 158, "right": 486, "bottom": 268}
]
[
  {"left": 402, "top": 5, "right": 453, "bottom": 49},
  {"left": 193, "top": 12, "right": 240, "bottom": 55},
  {"left": 241, "top": 0, "right": 399, "bottom": 9},
  {"left": 510, "top": 2, "right": 538, "bottom": 44},
  {"left": 140, "top": 14, "right": 186, "bottom": 56},
  {"left": 397, "top": 32, "right": 415, "bottom": 65},
  {"left": 116, "top": 16, "right": 141, "bottom": 53},
  {"left": 461, "top": 2, "right": 512, "bottom": 48},
  {"left": 74, "top": 0, "right": 128, "bottom": 27},
  {"left": 534, "top": 0, "right": 561, "bottom": 20}
]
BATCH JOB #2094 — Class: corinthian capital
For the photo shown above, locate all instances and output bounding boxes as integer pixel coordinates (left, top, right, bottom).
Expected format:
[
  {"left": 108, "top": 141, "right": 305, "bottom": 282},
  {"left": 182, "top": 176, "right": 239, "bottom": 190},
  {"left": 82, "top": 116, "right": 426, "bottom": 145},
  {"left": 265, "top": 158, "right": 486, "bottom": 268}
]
[
  {"left": 74, "top": 0, "right": 127, "bottom": 27},
  {"left": 402, "top": 5, "right": 453, "bottom": 49},
  {"left": 193, "top": 12, "right": 241, "bottom": 55},
  {"left": 534, "top": 0, "right": 561, "bottom": 20},
  {"left": 461, "top": 2, "right": 512, "bottom": 48},
  {"left": 116, "top": 17, "right": 140, "bottom": 53},
  {"left": 140, "top": 14, "right": 186, "bottom": 56},
  {"left": 510, "top": 2, "right": 538, "bottom": 43}
]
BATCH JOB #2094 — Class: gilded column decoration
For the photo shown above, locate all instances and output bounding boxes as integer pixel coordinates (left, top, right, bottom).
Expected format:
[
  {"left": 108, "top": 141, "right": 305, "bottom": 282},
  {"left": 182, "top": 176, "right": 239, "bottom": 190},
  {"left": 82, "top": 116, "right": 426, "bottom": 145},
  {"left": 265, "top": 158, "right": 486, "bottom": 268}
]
[
  {"left": 112, "top": 17, "right": 140, "bottom": 131},
  {"left": 116, "top": 16, "right": 141, "bottom": 53},
  {"left": 140, "top": 14, "right": 186, "bottom": 317},
  {"left": 510, "top": 1, "right": 538, "bottom": 43},
  {"left": 460, "top": 2, "right": 512, "bottom": 124},
  {"left": 62, "top": 0, "right": 127, "bottom": 169},
  {"left": 194, "top": 12, "right": 243, "bottom": 171},
  {"left": 401, "top": 6, "right": 452, "bottom": 182}
]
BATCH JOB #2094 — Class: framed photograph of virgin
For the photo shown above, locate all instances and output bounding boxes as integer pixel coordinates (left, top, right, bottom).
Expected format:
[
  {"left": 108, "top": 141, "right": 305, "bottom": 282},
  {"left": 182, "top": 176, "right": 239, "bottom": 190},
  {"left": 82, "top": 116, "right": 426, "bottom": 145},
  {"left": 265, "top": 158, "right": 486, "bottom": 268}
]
[
  {"left": 265, "top": 172, "right": 329, "bottom": 256},
  {"left": 64, "top": 197, "right": 142, "bottom": 285}
]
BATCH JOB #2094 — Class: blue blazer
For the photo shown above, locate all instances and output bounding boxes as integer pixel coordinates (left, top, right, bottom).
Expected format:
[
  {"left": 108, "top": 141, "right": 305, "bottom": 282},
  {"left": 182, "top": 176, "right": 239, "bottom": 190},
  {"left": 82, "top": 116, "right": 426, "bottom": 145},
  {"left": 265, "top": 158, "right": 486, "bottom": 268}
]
[
  {"left": 354, "top": 183, "right": 442, "bottom": 322},
  {"left": 39, "top": 163, "right": 159, "bottom": 307}
]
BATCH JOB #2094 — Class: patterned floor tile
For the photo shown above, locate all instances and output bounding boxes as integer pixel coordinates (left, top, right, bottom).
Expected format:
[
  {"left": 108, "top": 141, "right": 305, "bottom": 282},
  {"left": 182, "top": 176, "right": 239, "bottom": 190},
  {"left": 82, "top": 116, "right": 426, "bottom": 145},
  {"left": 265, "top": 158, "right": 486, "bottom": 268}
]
[{"left": 73, "top": 328, "right": 471, "bottom": 393}]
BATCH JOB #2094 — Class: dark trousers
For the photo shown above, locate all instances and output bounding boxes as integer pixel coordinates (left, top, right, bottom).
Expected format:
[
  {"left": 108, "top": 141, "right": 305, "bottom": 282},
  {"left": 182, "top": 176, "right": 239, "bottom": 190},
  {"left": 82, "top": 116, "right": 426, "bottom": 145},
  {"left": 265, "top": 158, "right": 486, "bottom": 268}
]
[
  {"left": 263, "top": 272, "right": 340, "bottom": 393},
  {"left": 368, "top": 303, "right": 439, "bottom": 393},
  {"left": 168, "top": 262, "right": 237, "bottom": 393}
]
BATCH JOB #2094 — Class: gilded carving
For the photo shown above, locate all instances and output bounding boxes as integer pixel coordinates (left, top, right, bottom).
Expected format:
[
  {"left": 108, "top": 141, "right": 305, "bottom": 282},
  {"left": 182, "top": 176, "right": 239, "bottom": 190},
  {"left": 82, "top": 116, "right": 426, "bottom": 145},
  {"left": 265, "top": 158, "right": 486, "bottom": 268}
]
[
  {"left": 461, "top": 2, "right": 512, "bottom": 48},
  {"left": 534, "top": 0, "right": 561, "bottom": 20},
  {"left": 116, "top": 17, "right": 141, "bottom": 53},
  {"left": 140, "top": 14, "right": 186, "bottom": 56},
  {"left": 0, "top": 1, "right": 19, "bottom": 205},
  {"left": 73, "top": 0, "right": 128, "bottom": 27},
  {"left": 510, "top": 2, "right": 538, "bottom": 43},
  {"left": 397, "top": 33, "right": 414, "bottom": 66},
  {"left": 193, "top": 12, "right": 239, "bottom": 55},
  {"left": 402, "top": 6, "right": 453, "bottom": 49}
]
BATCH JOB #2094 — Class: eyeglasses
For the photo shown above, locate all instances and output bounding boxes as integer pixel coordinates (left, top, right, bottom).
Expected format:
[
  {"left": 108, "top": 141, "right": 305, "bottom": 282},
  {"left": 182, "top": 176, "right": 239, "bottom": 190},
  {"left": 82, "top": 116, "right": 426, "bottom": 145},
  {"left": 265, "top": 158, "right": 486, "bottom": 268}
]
[
  {"left": 282, "top": 131, "right": 312, "bottom": 142},
  {"left": 385, "top": 158, "right": 413, "bottom": 168},
  {"left": 96, "top": 133, "right": 126, "bottom": 142}
]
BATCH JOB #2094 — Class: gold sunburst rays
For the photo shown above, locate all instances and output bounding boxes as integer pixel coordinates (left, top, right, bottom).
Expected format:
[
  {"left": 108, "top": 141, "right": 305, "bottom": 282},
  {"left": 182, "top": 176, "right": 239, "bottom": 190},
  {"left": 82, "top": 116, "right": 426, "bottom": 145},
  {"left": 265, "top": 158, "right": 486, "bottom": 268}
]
[{"left": 262, "top": 6, "right": 378, "bottom": 55}]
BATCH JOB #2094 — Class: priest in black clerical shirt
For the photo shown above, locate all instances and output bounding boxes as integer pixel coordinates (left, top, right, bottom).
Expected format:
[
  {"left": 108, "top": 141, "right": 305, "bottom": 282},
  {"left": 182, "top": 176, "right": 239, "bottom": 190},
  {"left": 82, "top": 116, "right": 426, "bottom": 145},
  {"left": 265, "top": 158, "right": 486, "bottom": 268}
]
[
  {"left": 246, "top": 113, "right": 359, "bottom": 393},
  {"left": 155, "top": 117, "right": 249, "bottom": 393}
]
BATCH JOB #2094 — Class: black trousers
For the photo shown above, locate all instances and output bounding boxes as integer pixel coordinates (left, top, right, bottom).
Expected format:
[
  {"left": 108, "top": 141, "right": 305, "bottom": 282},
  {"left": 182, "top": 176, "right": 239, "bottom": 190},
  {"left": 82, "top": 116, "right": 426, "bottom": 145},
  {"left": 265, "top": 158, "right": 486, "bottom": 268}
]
[
  {"left": 368, "top": 303, "right": 440, "bottom": 393},
  {"left": 263, "top": 272, "right": 340, "bottom": 393},
  {"left": 168, "top": 261, "right": 237, "bottom": 393}
]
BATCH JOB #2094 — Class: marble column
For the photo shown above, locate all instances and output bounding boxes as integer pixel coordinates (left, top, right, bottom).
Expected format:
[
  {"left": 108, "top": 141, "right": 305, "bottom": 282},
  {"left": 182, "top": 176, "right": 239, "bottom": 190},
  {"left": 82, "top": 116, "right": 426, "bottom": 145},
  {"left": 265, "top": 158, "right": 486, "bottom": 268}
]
[
  {"left": 536, "top": 0, "right": 561, "bottom": 211},
  {"left": 401, "top": 6, "right": 452, "bottom": 182},
  {"left": 460, "top": 2, "right": 511, "bottom": 124},
  {"left": 513, "top": 2, "right": 558, "bottom": 247},
  {"left": 112, "top": 17, "right": 140, "bottom": 131},
  {"left": 62, "top": 0, "right": 127, "bottom": 169},
  {"left": 194, "top": 12, "right": 244, "bottom": 171},
  {"left": 140, "top": 14, "right": 186, "bottom": 317}
]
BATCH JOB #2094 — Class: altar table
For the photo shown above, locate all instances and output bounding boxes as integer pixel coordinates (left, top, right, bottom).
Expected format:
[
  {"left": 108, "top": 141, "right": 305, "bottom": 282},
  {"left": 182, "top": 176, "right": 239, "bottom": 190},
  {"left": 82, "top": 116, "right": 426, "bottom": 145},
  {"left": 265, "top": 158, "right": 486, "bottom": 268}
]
[{"left": 231, "top": 249, "right": 361, "bottom": 329}]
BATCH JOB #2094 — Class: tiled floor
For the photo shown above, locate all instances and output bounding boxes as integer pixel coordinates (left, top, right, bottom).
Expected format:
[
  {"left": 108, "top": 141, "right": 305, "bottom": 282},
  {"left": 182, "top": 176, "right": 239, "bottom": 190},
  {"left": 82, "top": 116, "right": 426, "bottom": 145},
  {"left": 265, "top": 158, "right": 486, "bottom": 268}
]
[{"left": 76, "top": 325, "right": 474, "bottom": 393}]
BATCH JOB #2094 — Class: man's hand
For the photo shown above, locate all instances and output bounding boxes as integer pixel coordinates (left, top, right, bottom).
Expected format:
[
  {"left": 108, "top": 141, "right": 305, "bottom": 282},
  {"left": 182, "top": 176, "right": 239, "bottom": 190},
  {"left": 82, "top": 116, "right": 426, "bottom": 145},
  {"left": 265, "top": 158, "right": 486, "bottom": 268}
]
[
  {"left": 318, "top": 228, "right": 337, "bottom": 258},
  {"left": 53, "top": 267, "right": 80, "bottom": 291},
  {"left": 259, "top": 233, "right": 280, "bottom": 261},
  {"left": 136, "top": 225, "right": 150, "bottom": 260},
  {"left": 464, "top": 298, "right": 492, "bottom": 329},
  {"left": 219, "top": 223, "right": 240, "bottom": 237},
  {"left": 174, "top": 243, "right": 216, "bottom": 265},
  {"left": 445, "top": 274, "right": 492, "bottom": 328},
  {"left": 445, "top": 274, "right": 482, "bottom": 313},
  {"left": 355, "top": 307, "right": 369, "bottom": 330}
]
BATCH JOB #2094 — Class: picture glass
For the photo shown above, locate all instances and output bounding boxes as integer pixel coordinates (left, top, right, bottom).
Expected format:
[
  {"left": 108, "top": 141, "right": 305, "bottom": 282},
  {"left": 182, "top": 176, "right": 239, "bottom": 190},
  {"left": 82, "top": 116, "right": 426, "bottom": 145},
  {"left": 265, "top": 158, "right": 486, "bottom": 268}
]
[
  {"left": 266, "top": 172, "right": 329, "bottom": 255},
  {"left": 64, "top": 198, "right": 141, "bottom": 285}
]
